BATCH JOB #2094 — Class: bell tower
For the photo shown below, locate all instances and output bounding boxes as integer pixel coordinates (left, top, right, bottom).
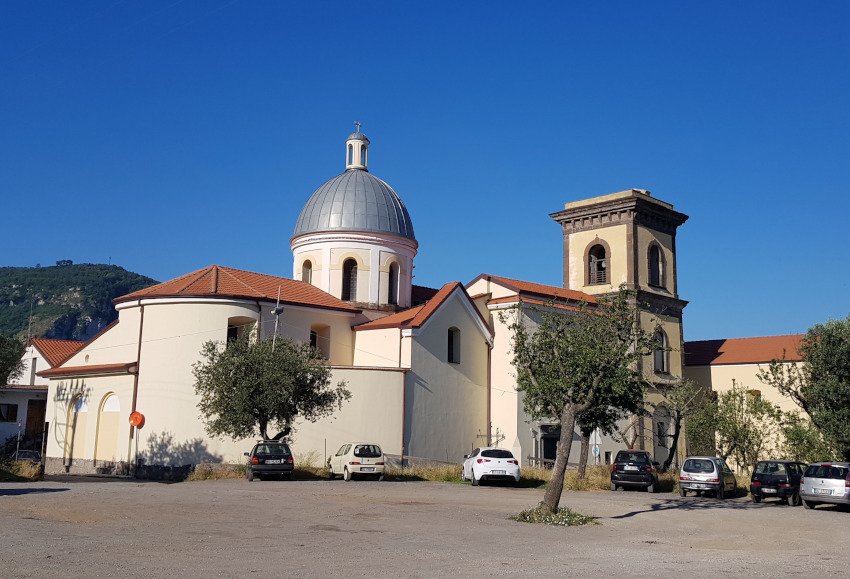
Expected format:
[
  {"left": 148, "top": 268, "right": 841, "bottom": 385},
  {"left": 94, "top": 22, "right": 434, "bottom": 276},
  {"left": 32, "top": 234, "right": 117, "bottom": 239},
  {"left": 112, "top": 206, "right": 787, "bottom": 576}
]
[{"left": 550, "top": 188, "right": 689, "bottom": 376}]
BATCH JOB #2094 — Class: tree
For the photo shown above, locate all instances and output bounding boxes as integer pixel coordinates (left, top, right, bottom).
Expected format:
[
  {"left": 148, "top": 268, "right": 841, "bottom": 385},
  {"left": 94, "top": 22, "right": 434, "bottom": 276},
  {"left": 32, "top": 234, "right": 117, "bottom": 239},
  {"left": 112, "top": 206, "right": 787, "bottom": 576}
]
[
  {"left": 714, "top": 382, "right": 783, "bottom": 472},
  {"left": 758, "top": 315, "right": 850, "bottom": 460},
  {"left": 651, "top": 379, "right": 709, "bottom": 471},
  {"left": 685, "top": 396, "right": 719, "bottom": 456},
  {"left": 504, "top": 286, "right": 656, "bottom": 512},
  {"left": 0, "top": 334, "right": 25, "bottom": 385},
  {"left": 780, "top": 411, "right": 836, "bottom": 463},
  {"left": 192, "top": 335, "right": 350, "bottom": 441}
]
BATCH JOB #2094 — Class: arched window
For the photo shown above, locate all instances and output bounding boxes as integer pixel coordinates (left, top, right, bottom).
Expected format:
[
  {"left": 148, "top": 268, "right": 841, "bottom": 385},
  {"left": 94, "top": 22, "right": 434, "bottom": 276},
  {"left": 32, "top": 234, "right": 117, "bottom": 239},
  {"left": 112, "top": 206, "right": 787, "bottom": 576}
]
[
  {"left": 342, "top": 259, "right": 358, "bottom": 301},
  {"left": 302, "top": 260, "right": 312, "bottom": 284},
  {"left": 589, "top": 244, "right": 607, "bottom": 284},
  {"left": 348, "top": 144, "right": 353, "bottom": 165},
  {"left": 388, "top": 262, "right": 398, "bottom": 305},
  {"left": 653, "top": 330, "right": 667, "bottom": 373},
  {"left": 648, "top": 245, "right": 662, "bottom": 286},
  {"left": 360, "top": 147, "right": 367, "bottom": 166},
  {"left": 448, "top": 327, "right": 461, "bottom": 364}
]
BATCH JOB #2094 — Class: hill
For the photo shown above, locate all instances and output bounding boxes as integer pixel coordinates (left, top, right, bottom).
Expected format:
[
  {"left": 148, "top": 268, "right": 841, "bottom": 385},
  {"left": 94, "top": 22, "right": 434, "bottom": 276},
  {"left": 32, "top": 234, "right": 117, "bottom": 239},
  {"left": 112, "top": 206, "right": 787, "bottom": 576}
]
[{"left": 0, "top": 263, "right": 158, "bottom": 341}]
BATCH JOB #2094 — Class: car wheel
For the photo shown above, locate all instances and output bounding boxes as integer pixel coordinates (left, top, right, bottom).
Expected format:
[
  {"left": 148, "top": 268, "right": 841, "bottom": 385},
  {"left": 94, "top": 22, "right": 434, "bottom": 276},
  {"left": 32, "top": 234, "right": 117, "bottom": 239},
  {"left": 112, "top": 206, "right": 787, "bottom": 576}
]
[
  {"left": 803, "top": 499, "right": 816, "bottom": 509},
  {"left": 471, "top": 471, "right": 479, "bottom": 486},
  {"left": 717, "top": 486, "right": 725, "bottom": 500},
  {"left": 343, "top": 467, "right": 352, "bottom": 481},
  {"left": 679, "top": 487, "right": 687, "bottom": 497},
  {"left": 610, "top": 482, "right": 617, "bottom": 492},
  {"left": 732, "top": 481, "right": 738, "bottom": 497},
  {"left": 460, "top": 468, "right": 466, "bottom": 482},
  {"left": 647, "top": 483, "right": 655, "bottom": 494},
  {"left": 247, "top": 469, "right": 254, "bottom": 482},
  {"left": 377, "top": 474, "right": 384, "bottom": 481},
  {"left": 751, "top": 494, "right": 762, "bottom": 503},
  {"left": 789, "top": 491, "right": 802, "bottom": 507}
]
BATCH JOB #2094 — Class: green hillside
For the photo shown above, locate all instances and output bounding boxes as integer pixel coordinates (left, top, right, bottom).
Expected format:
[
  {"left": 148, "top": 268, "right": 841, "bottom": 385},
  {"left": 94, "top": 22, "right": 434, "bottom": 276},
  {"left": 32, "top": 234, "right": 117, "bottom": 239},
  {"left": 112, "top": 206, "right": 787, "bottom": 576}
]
[{"left": 0, "top": 263, "right": 158, "bottom": 340}]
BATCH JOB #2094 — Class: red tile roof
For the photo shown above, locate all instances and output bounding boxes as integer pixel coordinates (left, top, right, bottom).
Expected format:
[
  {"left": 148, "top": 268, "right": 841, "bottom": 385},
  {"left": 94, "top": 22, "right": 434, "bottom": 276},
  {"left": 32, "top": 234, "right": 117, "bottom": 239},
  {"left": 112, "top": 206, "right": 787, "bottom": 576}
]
[
  {"left": 30, "top": 338, "right": 87, "bottom": 367},
  {"left": 469, "top": 274, "right": 597, "bottom": 304},
  {"left": 487, "top": 295, "right": 582, "bottom": 313},
  {"left": 684, "top": 335, "right": 804, "bottom": 366},
  {"left": 115, "top": 265, "right": 360, "bottom": 313},
  {"left": 1, "top": 384, "right": 48, "bottom": 391},
  {"left": 38, "top": 362, "right": 138, "bottom": 378},
  {"left": 355, "top": 282, "right": 465, "bottom": 331}
]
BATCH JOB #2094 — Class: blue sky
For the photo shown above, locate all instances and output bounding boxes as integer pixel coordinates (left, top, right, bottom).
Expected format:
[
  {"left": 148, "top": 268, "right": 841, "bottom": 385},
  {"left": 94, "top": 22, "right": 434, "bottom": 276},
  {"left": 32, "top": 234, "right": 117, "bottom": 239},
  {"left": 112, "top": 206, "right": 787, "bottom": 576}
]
[{"left": 3, "top": 1, "right": 849, "bottom": 341}]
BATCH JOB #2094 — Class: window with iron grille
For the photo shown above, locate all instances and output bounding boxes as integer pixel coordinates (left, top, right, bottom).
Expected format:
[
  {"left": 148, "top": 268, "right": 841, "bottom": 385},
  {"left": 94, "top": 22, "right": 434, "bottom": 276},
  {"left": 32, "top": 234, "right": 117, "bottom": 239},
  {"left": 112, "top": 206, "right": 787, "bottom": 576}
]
[{"left": 588, "top": 244, "right": 607, "bottom": 284}]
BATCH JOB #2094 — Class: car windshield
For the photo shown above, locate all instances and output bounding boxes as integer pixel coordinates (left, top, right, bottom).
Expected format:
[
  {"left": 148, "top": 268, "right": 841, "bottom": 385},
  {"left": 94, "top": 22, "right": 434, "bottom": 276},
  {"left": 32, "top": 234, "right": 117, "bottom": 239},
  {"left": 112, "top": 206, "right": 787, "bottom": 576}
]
[
  {"left": 255, "top": 444, "right": 291, "bottom": 456},
  {"left": 354, "top": 445, "right": 382, "bottom": 458},
  {"left": 481, "top": 449, "right": 514, "bottom": 459},
  {"left": 755, "top": 462, "right": 786, "bottom": 475},
  {"left": 683, "top": 459, "right": 715, "bottom": 473},
  {"left": 805, "top": 464, "right": 849, "bottom": 479},
  {"left": 616, "top": 452, "right": 648, "bottom": 464}
]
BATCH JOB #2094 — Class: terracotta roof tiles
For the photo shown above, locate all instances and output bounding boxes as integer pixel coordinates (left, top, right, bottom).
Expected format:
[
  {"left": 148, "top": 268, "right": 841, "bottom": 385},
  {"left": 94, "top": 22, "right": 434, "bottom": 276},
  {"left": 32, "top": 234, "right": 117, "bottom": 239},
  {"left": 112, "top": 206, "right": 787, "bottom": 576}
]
[
  {"left": 355, "top": 282, "right": 464, "bottom": 331},
  {"left": 30, "top": 338, "right": 87, "bottom": 367},
  {"left": 684, "top": 335, "right": 804, "bottom": 366},
  {"left": 472, "top": 274, "right": 597, "bottom": 304},
  {"left": 115, "top": 265, "right": 359, "bottom": 314}
]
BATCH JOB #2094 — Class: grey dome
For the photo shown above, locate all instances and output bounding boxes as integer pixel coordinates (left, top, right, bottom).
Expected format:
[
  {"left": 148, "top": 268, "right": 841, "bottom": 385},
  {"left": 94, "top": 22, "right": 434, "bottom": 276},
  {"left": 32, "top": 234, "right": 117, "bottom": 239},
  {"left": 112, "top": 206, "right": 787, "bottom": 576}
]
[
  {"left": 347, "top": 131, "right": 370, "bottom": 143},
  {"left": 292, "top": 169, "right": 416, "bottom": 241}
]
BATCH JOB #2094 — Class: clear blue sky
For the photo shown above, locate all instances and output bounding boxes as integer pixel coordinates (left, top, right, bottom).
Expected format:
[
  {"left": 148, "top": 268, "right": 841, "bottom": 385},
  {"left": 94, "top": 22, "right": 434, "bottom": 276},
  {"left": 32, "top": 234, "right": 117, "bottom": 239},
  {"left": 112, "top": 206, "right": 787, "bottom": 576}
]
[{"left": 3, "top": 1, "right": 849, "bottom": 341}]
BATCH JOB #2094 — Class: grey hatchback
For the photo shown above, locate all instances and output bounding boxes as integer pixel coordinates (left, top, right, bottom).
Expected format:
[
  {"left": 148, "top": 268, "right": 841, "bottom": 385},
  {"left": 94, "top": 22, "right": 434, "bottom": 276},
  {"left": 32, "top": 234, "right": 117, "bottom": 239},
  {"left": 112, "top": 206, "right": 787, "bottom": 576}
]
[
  {"left": 679, "top": 456, "right": 737, "bottom": 499},
  {"left": 799, "top": 462, "right": 850, "bottom": 509},
  {"left": 245, "top": 440, "right": 294, "bottom": 481}
]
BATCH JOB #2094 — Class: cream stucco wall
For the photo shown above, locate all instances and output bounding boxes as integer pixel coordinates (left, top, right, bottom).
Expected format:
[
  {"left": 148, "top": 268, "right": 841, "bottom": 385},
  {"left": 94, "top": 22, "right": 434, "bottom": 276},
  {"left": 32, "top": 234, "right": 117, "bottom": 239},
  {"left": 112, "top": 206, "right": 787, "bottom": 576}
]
[
  {"left": 635, "top": 226, "right": 674, "bottom": 293},
  {"left": 405, "top": 292, "right": 490, "bottom": 463},
  {"left": 567, "top": 225, "right": 629, "bottom": 294},
  {"left": 684, "top": 363, "right": 800, "bottom": 414},
  {"left": 353, "top": 328, "right": 405, "bottom": 368}
]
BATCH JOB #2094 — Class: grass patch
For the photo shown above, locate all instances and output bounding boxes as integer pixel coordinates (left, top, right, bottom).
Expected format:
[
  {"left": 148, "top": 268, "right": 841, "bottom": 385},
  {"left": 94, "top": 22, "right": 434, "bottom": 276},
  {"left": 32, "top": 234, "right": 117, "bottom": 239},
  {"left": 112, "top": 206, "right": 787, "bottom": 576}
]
[
  {"left": 0, "top": 459, "right": 43, "bottom": 482},
  {"left": 511, "top": 503, "right": 597, "bottom": 526},
  {"left": 384, "top": 463, "right": 462, "bottom": 482},
  {"left": 186, "top": 463, "right": 246, "bottom": 481}
]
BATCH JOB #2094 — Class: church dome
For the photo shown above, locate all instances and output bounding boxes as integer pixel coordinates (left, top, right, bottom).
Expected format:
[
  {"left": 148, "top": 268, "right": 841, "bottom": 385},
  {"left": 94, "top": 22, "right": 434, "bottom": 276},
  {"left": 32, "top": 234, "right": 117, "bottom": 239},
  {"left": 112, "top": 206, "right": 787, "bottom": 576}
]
[{"left": 292, "top": 130, "right": 415, "bottom": 241}]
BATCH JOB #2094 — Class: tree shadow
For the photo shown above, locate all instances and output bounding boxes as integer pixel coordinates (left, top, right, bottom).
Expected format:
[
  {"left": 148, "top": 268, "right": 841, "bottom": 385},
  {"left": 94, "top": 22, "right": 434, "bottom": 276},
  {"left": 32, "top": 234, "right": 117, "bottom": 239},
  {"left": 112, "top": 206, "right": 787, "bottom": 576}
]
[
  {"left": 607, "top": 496, "right": 756, "bottom": 519},
  {"left": 0, "top": 487, "right": 69, "bottom": 496},
  {"left": 135, "top": 431, "right": 223, "bottom": 481}
]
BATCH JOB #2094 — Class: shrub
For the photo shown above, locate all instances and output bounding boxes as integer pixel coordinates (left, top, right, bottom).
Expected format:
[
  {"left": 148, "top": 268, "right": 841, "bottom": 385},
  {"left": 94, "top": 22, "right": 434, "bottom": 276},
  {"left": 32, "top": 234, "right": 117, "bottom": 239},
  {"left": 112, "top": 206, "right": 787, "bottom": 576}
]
[{"left": 511, "top": 503, "right": 597, "bottom": 526}]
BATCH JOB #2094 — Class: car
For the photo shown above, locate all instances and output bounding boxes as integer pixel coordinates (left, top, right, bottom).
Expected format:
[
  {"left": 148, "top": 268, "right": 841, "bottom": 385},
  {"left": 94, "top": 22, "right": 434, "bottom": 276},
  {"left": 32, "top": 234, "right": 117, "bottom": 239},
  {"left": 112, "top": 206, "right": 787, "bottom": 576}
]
[
  {"left": 799, "top": 462, "right": 850, "bottom": 509},
  {"left": 750, "top": 460, "right": 808, "bottom": 506},
  {"left": 244, "top": 440, "right": 294, "bottom": 481},
  {"left": 14, "top": 449, "right": 42, "bottom": 462},
  {"left": 610, "top": 449, "right": 658, "bottom": 492},
  {"left": 679, "top": 456, "right": 737, "bottom": 499},
  {"left": 327, "top": 443, "right": 385, "bottom": 481},
  {"left": 461, "top": 447, "right": 520, "bottom": 486}
]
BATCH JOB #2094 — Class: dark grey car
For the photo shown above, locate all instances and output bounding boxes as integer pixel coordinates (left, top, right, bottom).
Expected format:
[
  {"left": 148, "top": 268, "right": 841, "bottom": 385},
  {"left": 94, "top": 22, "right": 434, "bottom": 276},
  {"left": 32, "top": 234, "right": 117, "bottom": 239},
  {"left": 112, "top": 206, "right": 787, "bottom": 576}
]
[
  {"left": 610, "top": 450, "right": 658, "bottom": 493},
  {"left": 244, "top": 440, "right": 294, "bottom": 481},
  {"left": 750, "top": 460, "right": 807, "bottom": 506}
]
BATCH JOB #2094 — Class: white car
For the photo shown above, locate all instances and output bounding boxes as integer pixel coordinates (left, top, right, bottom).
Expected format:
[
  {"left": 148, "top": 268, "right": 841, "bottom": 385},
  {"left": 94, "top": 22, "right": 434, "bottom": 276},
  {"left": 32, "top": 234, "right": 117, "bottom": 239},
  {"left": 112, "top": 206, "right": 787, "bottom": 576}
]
[
  {"left": 461, "top": 447, "right": 520, "bottom": 486},
  {"left": 328, "top": 443, "right": 385, "bottom": 481}
]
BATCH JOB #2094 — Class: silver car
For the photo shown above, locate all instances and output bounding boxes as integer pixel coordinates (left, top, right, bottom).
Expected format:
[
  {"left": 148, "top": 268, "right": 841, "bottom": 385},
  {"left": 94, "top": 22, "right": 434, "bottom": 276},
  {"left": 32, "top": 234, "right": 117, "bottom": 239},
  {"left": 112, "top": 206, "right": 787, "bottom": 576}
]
[
  {"left": 799, "top": 462, "right": 850, "bottom": 509},
  {"left": 679, "top": 456, "right": 738, "bottom": 499}
]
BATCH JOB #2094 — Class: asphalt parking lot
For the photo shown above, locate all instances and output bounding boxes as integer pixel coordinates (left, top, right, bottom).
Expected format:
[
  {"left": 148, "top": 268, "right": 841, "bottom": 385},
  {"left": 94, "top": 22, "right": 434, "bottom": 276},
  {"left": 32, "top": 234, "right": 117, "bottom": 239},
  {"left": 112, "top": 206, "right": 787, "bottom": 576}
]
[{"left": 2, "top": 476, "right": 849, "bottom": 578}]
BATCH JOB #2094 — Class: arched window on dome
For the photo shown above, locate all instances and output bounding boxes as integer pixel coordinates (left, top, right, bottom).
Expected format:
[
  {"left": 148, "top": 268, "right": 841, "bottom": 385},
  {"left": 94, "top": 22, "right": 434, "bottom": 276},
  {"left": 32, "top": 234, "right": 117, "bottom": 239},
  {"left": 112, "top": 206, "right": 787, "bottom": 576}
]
[
  {"left": 342, "top": 259, "right": 358, "bottom": 301},
  {"left": 348, "top": 144, "right": 353, "bottom": 166},
  {"left": 388, "top": 262, "right": 399, "bottom": 305},
  {"left": 588, "top": 244, "right": 608, "bottom": 284},
  {"left": 302, "top": 260, "right": 313, "bottom": 285},
  {"left": 360, "top": 146, "right": 367, "bottom": 166}
]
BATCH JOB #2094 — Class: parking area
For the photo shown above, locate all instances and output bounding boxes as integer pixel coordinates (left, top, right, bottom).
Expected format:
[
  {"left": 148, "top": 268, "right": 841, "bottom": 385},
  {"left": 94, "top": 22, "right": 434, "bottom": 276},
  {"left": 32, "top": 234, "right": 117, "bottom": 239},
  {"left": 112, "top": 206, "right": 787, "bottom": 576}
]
[{"left": 2, "top": 476, "right": 849, "bottom": 577}]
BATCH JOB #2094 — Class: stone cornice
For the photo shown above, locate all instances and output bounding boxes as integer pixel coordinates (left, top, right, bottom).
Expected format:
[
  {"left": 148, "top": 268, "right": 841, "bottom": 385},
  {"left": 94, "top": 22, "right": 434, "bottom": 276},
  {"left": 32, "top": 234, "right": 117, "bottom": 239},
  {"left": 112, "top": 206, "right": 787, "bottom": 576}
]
[{"left": 550, "top": 195, "right": 689, "bottom": 236}]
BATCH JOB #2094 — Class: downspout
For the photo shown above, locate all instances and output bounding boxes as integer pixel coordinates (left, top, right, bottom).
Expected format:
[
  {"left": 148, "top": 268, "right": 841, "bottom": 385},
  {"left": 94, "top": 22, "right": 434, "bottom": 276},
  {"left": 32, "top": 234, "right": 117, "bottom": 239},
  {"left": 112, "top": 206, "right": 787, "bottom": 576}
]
[
  {"left": 128, "top": 303, "right": 145, "bottom": 474},
  {"left": 401, "top": 368, "right": 407, "bottom": 469},
  {"left": 486, "top": 340, "right": 492, "bottom": 446}
]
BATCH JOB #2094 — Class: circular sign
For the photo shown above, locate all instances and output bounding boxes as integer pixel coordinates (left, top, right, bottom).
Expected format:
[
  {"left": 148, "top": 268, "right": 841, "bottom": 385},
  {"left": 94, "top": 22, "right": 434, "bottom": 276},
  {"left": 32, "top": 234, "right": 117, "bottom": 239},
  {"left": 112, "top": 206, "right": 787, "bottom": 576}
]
[
  {"left": 129, "top": 411, "right": 145, "bottom": 428},
  {"left": 592, "top": 445, "right": 600, "bottom": 457}
]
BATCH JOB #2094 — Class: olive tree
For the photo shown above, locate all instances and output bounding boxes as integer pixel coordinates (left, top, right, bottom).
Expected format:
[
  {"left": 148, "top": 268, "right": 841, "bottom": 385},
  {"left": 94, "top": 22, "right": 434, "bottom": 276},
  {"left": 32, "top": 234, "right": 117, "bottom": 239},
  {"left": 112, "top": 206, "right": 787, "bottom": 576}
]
[
  {"left": 193, "top": 335, "right": 350, "bottom": 441},
  {"left": 758, "top": 315, "right": 850, "bottom": 460},
  {"left": 0, "top": 334, "right": 25, "bottom": 385},
  {"left": 504, "top": 286, "right": 656, "bottom": 513}
]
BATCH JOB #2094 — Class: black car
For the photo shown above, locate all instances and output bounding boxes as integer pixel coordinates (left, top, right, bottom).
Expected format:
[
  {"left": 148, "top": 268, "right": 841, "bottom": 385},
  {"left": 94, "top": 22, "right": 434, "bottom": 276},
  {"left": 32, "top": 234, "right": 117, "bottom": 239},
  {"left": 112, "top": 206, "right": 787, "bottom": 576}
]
[
  {"left": 244, "top": 440, "right": 294, "bottom": 481},
  {"left": 610, "top": 450, "right": 659, "bottom": 493},
  {"left": 750, "top": 460, "right": 807, "bottom": 506}
]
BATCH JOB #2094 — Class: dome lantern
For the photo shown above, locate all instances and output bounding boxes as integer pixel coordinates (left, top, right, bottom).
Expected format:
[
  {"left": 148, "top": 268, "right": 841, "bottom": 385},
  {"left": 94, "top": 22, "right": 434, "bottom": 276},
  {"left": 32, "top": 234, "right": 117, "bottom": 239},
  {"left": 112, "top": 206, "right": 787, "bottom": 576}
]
[{"left": 346, "top": 121, "right": 370, "bottom": 171}]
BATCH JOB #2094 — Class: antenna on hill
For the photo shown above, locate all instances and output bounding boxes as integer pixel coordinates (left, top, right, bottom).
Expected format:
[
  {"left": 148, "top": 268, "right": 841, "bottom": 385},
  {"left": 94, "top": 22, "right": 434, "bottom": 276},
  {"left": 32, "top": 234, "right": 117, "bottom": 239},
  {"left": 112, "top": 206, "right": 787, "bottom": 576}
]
[{"left": 26, "top": 301, "right": 33, "bottom": 343}]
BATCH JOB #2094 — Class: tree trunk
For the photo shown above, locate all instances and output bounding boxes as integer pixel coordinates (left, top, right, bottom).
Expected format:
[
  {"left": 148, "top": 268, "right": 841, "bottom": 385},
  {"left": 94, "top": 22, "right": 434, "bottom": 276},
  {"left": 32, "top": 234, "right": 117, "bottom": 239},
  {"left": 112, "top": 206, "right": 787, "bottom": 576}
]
[
  {"left": 577, "top": 430, "right": 590, "bottom": 479},
  {"left": 541, "top": 406, "right": 577, "bottom": 513},
  {"left": 662, "top": 415, "right": 683, "bottom": 471}
]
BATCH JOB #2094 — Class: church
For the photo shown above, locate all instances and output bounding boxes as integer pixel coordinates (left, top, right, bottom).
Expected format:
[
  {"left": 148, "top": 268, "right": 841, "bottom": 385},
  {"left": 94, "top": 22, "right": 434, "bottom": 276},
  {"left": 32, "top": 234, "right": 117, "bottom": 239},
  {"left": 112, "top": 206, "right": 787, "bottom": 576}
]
[{"left": 39, "top": 128, "right": 691, "bottom": 475}]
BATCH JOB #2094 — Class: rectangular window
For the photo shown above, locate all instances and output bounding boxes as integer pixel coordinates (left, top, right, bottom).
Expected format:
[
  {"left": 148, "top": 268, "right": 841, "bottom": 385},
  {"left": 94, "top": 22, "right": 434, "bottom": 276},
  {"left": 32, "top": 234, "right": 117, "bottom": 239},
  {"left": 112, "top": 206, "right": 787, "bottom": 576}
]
[{"left": 0, "top": 404, "right": 18, "bottom": 422}]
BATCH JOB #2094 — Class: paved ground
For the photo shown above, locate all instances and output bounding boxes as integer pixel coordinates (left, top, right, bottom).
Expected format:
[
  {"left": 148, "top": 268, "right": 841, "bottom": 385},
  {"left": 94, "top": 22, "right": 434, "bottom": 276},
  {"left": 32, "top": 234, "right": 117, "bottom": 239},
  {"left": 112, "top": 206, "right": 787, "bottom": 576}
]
[{"left": 1, "top": 475, "right": 848, "bottom": 578}]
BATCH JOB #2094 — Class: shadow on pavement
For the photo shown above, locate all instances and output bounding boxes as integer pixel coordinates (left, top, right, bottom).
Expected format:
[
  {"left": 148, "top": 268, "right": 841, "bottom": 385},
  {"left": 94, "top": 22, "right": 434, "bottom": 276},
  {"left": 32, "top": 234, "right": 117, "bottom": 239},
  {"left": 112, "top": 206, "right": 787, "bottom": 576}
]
[
  {"left": 608, "top": 496, "right": 756, "bottom": 519},
  {"left": 0, "top": 487, "right": 69, "bottom": 496}
]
